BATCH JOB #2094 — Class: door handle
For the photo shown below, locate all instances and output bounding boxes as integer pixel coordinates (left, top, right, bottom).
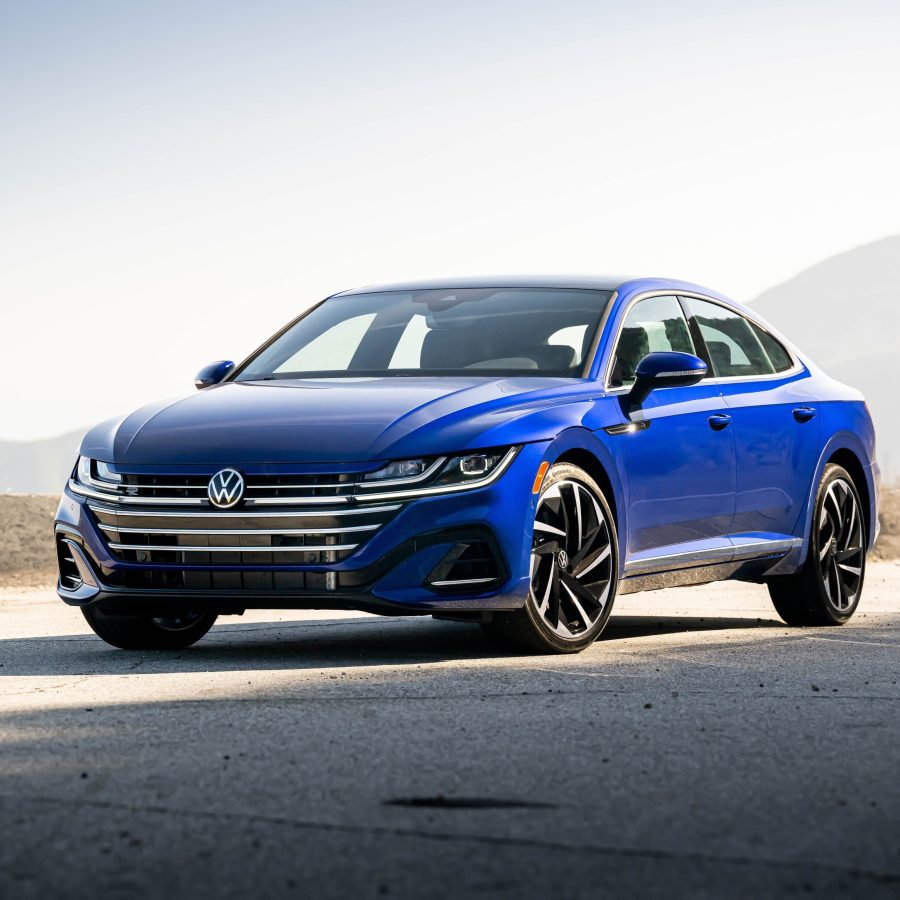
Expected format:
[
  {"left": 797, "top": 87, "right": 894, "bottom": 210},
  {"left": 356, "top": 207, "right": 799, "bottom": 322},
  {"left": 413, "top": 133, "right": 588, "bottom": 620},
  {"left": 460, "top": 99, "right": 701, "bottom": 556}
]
[
  {"left": 793, "top": 406, "right": 817, "bottom": 423},
  {"left": 708, "top": 413, "right": 732, "bottom": 431}
]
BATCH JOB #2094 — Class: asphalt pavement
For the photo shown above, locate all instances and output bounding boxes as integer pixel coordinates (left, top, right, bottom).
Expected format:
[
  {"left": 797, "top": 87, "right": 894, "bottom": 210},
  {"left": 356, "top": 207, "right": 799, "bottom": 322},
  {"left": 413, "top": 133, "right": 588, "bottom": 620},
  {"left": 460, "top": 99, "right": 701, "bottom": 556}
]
[{"left": 1, "top": 564, "right": 899, "bottom": 899}]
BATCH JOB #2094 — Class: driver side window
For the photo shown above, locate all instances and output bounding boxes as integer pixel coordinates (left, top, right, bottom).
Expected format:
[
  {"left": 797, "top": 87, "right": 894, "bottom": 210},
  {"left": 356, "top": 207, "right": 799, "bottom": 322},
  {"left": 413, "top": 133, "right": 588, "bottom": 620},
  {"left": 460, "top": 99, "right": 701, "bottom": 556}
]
[{"left": 609, "top": 295, "right": 696, "bottom": 387}]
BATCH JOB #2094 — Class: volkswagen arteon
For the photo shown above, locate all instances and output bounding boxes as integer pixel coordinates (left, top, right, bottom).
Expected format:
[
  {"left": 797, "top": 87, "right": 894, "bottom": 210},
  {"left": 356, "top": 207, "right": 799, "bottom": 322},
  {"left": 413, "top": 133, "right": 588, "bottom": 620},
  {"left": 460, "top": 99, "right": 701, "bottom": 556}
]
[{"left": 55, "top": 277, "right": 879, "bottom": 653}]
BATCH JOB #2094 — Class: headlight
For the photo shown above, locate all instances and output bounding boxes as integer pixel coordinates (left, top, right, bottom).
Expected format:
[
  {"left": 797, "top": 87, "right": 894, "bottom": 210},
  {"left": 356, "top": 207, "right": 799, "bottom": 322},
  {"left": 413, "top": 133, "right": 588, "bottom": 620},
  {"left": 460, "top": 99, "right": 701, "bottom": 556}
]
[
  {"left": 360, "top": 448, "right": 516, "bottom": 494},
  {"left": 75, "top": 456, "right": 122, "bottom": 486},
  {"left": 431, "top": 451, "right": 509, "bottom": 486},
  {"left": 362, "top": 458, "right": 431, "bottom": 482},
  {"left": 76, "top": 456, "right": 92, "bottom": 484}
]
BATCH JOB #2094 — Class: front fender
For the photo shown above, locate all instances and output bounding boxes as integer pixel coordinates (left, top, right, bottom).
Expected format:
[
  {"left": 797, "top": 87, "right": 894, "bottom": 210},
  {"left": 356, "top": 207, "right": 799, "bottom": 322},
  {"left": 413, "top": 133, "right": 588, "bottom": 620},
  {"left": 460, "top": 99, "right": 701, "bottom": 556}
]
[{"left": 538, "top": 426, "right": 628, "bottom": 580}]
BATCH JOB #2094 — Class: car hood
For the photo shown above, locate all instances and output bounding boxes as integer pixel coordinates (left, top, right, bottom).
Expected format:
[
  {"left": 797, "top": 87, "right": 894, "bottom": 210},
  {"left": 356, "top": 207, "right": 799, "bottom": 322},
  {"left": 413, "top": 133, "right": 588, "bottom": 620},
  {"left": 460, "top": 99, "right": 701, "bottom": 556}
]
[{"left": 82, "top": 377, "right": 595, "bottom": 466}]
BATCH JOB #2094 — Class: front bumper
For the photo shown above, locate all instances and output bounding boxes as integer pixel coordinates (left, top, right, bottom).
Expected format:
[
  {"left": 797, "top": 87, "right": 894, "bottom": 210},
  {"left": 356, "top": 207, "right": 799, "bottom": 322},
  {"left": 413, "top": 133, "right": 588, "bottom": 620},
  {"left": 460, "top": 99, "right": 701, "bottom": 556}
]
[{"left": 55, "top": 443, "right": 550, "bottom": 615}]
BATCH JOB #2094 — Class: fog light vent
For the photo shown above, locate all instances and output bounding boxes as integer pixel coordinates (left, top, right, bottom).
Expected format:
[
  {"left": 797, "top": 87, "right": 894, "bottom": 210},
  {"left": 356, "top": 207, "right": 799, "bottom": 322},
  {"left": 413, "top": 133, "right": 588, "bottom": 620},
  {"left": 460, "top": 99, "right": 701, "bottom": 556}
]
[
  {"left": 426, "top": 541, "right": 501, "bottom": 592},
  {"left": 56, "top": 535, "right": 83, "bottom": 591}
]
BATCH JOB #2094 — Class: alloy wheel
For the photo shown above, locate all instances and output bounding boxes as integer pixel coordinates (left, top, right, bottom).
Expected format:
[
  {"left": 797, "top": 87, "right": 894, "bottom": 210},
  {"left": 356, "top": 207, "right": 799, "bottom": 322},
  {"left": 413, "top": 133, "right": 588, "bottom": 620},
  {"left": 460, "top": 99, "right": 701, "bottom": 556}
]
[
  {"left": 152, "top": 611, "right": 207, "bottom": 632},
  {"left": 530, "top": 479, "right": 613, "bottom": 638},
  {"left": 818, "top": 478, "right": 864, "bottom": 611}
]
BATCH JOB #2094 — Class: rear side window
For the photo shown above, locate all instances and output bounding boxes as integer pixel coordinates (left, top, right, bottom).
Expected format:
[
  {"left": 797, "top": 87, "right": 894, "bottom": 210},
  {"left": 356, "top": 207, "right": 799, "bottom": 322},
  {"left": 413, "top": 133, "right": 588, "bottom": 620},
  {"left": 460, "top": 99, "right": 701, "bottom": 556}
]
[
  {"left": 750, "top": 322, "right": 794, "bottom": 373},
  {"left": 609, "top": 295, "right": 695, "bottom": 387},
  {"left": 684, "top": 298, "right": 774, "bottom": 378}
]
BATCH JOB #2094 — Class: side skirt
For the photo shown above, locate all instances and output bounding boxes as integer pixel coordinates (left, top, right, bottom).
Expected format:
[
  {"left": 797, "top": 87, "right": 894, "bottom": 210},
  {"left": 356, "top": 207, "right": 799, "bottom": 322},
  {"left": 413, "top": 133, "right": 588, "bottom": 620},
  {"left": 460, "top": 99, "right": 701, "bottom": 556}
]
[{"left": 618, "top": 553, "right": 795, "bottom": 596}]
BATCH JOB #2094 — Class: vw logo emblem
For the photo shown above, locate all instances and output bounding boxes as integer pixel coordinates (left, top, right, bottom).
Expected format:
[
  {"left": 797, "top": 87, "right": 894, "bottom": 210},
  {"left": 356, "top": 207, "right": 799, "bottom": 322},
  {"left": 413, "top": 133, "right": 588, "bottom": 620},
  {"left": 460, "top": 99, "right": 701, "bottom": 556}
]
[
  {"left": 207, "top": 468, "right": 245, "bottom": 509},
  {"left": 557, "top": 549, "right": 569, "bottom": 569}
]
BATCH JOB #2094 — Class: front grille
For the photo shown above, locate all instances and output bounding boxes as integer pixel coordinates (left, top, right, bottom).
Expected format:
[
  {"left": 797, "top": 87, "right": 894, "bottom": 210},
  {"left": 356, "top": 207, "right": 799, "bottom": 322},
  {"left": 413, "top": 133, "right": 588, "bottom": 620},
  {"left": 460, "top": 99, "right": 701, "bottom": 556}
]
[
  {"left": 77, "top": 471, "right": 365, "bottom": 507},
  {"left": 76, "top": 469, "right": 404, "bottom": 569},
  {"left": 88, "top": 501, "right": 400, "bottom": 566}
]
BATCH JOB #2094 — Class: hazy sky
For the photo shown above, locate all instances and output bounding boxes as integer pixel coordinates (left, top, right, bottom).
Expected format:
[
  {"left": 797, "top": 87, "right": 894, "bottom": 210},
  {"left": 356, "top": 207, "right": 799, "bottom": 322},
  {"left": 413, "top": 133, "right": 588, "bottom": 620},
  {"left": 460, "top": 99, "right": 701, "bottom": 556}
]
[{"left": 2, "top": 0, "right": 899, "bottom": 441}]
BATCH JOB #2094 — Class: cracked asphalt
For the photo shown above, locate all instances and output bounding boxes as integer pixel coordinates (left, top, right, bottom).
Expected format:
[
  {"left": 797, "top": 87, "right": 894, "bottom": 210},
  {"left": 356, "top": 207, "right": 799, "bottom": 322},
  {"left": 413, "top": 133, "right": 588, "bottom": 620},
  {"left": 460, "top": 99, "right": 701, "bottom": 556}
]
[{"left": 1, "top": 564, "right": 899, "bottom": 899}]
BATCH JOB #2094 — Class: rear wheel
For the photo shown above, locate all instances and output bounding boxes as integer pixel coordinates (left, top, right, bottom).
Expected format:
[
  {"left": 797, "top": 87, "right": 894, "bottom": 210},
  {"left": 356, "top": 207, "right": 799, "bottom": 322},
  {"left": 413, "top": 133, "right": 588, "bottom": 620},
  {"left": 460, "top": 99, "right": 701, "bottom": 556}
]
[
  {"left": 483, "top": 463, "right": 618, "bottom": 654},
  {"left": 82, "top": 607, "right": 218, "bottom": 650},
  {"left": 768, "top": 464, "right": 866, "bottom": 626}
]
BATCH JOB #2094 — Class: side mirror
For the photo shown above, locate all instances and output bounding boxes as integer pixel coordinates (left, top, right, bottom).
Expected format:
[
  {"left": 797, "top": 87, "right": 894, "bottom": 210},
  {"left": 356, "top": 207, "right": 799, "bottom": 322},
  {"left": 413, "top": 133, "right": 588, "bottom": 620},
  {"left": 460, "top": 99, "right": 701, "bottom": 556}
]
[
  {"left": 628, "top": 351, "right": 707, "bottom": 408},
  {"left": 194, "top": 360, "right": 235, "bottom": 390}
]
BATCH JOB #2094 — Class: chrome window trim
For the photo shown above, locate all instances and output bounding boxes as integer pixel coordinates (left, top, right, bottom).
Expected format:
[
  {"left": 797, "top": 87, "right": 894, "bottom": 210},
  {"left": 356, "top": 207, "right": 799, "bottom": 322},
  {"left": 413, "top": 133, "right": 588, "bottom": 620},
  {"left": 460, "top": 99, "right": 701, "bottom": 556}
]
[
  {"left": 676, "top": 293, "right": 803, "bottom": 383},
  {"left": 602, "top": 290, "right": 803, "bottom": 393},
  {"left": 581, "top": 289, "right": 618, "bottom": 378},
  {"left": 601, "top": 290, "right": 697, "bottom": 392}
]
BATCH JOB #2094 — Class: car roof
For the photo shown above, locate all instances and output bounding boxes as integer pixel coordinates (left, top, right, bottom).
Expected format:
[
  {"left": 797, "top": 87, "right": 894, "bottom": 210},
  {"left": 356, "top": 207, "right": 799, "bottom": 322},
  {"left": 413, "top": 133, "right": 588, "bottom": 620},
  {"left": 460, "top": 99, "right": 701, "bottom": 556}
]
[{"left": 332, "top": 275, "right": 630, "bottom": 295}]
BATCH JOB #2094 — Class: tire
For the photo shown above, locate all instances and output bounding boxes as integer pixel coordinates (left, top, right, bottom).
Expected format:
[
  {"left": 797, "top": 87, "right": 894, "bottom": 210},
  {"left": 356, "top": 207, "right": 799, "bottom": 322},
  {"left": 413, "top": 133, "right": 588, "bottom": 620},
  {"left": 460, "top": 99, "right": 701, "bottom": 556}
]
[
  {"left": 767, "top": 464, "right": 866, "bottom": 626},
  {"left": 483, "top": 463, "right": 618, "bottom": 654},
  {"left": 82, "top": 607, "right": 218, "bottom": 650}
]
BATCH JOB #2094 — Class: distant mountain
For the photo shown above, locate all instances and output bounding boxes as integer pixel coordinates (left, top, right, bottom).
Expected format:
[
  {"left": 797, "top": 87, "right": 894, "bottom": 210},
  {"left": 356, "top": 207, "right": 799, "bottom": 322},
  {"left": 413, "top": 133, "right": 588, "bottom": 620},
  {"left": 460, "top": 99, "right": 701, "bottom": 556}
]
[
  {"left": 0, "top": 430, "right": 83, "bottom": 494},
  {"left": 751, "top": 235, "right": 900, "bottom": 482},
  {"left": 3, "top": 238, "right": 898, "bottom": 492}
]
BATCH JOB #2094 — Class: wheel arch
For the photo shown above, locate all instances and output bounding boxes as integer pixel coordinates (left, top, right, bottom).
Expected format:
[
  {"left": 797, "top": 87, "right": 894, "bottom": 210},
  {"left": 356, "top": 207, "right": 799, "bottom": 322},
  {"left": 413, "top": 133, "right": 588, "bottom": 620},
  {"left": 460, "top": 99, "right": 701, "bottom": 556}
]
[
  {"left": 554, "top": 447, "right": 619, "bottom": 528},
  {"left": 543, "top": 428, "right": 626, "bottom": 574},
  {"left": 797, "top": 432, "right": 878, "bottom": 560},
  {"left": 826, "top": 447, "right": 872, "bottom": 545}
]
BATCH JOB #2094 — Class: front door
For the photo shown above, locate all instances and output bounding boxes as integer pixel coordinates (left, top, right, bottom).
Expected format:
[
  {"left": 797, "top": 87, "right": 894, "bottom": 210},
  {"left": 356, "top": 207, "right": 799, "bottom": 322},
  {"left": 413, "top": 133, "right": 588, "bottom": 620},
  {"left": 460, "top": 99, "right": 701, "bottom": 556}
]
[{"left": 606, "top": 294, "right": 736, "bottom": 563}]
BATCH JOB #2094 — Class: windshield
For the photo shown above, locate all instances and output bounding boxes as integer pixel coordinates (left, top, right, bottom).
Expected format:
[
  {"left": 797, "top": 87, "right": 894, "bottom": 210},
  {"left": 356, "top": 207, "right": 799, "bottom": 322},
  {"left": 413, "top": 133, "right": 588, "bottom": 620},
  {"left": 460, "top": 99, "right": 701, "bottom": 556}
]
[{"left": 235, "top": 288, "right": 613, "bottom": 380}]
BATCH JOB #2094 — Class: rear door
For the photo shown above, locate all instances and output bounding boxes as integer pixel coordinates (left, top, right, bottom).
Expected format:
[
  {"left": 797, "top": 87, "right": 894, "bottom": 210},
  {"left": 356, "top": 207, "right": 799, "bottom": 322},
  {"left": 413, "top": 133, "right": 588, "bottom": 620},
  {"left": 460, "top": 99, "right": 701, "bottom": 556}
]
[
  {"left": 607, "top": 294, "right": 736, "bottom": 564},
  {"left": 681, "top": 297, "right": 821, "bottom": 543}
]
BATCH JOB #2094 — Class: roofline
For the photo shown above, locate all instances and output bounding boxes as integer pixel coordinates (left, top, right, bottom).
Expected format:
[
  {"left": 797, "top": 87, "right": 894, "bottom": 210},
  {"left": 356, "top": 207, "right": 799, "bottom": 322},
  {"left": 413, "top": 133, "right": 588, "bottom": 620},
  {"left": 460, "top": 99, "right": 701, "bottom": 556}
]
[{"left": 330, "top": 275, "right": 630, "bottom": 296}]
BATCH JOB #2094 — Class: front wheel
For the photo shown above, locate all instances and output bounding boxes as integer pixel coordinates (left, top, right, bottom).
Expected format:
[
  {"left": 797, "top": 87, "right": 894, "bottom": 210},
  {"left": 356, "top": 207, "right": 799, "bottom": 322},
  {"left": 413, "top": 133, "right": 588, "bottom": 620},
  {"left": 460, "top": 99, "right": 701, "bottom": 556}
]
[
  {"left": 767, "top": 464, "right": 866, "bottom": 626},
  {"left": 483, "top": 463, "right": 618, "bottom": 654},
  {"left": 82, "top": 607, "right": 218, "bottom": 650}
]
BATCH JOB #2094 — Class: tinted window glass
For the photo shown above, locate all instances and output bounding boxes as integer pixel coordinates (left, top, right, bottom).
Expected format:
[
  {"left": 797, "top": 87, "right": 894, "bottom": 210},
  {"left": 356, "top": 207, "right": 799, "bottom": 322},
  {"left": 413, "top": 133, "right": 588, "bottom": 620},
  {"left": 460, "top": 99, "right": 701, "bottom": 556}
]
[
  {"left": 236, "top": 288, "right": 613, "bottom": 379},
  {"left": 685, "top": 298, "right": 774, "bottom": 378},
  {"left": 750, "top": 322, "right": 793, "bottom": 372},
  {"left": 609, "top": 295, "right": 695, "bottom": 387}
]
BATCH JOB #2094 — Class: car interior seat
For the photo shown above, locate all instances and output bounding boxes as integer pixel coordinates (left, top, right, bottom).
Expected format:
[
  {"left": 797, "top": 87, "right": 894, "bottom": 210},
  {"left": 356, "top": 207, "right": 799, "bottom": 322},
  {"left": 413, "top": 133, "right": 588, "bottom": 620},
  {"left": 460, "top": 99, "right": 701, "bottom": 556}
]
[{"left": 611, "top": 326, "right": 650, "bottom": 386}]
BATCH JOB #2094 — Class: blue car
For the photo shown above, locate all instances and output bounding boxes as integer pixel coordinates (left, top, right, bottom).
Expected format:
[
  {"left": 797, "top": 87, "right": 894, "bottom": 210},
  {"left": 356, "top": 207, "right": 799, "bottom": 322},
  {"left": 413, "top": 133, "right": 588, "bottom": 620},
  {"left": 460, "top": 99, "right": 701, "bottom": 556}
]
[{"left": 56, "top": 277, "right": 880, "bottom": 653}]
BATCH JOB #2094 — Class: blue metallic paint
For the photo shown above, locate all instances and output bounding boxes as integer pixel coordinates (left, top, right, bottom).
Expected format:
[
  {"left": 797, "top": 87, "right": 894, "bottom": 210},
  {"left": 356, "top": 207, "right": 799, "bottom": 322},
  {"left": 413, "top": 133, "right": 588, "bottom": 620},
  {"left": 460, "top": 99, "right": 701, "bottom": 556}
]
[{"left": 57, "top": 276, "right": 880, "bottom": 614}]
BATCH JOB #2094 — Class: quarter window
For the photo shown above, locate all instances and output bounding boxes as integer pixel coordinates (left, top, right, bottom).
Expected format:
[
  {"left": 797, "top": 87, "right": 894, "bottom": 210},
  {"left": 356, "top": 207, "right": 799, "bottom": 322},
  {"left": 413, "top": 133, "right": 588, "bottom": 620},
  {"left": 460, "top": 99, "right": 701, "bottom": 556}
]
[
  {"left": 609, "top": 295, "right": 696, "bottom": 387},
  {"left": 750, "top": 322, "right": 794, "bottom": 373},
  {"left": 684, "top": 298, "right": 774, "bottom": 378}
]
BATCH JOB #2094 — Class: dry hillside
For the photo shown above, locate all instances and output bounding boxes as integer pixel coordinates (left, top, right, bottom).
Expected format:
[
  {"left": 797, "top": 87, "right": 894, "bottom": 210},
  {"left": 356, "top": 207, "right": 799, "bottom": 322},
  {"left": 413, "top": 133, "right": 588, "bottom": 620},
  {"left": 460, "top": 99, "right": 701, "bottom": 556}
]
[{"left": 0, "top": 492, "right": 897, "bottom": 588}]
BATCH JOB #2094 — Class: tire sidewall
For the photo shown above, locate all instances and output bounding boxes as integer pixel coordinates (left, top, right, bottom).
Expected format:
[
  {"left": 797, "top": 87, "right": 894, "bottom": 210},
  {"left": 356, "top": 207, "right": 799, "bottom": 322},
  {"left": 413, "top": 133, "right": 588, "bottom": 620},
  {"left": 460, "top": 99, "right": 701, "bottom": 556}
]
[
  {"left": 810, "top": 464, "right": 865, "bottom": 624},
  {"left": 523, "top": 463, "right": 619, "bottom": 652}
]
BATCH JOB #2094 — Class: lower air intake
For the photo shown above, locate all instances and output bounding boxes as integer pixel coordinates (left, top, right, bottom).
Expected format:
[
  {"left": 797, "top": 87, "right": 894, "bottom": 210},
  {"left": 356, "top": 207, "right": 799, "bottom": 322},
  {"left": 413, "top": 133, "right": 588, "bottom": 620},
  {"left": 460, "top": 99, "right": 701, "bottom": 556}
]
[
  {"left": 56, "top": 535, "right": 83, "bottom": 590},
  {"left": 426, "top": 540, "right": 502, "bottom": 593}
]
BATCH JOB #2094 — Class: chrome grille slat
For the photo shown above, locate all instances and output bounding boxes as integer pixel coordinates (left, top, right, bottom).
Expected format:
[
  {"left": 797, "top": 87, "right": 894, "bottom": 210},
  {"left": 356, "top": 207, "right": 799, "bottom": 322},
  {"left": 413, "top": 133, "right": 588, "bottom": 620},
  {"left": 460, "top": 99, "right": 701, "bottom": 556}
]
[
  {"left": 87, "top": 503, "right": 401, "bottom": 518},
  {"left": 106, "top": 542, "right": 359, "bottom": 553},
  {"left": 81, "top": 468, "right": 403, "bottom": 564},
  {"left": 98, "top": 523, "right": 380, "bottom": 536},
  {"left": 243, "top": 496, "right": 352, "bottom": 506}
]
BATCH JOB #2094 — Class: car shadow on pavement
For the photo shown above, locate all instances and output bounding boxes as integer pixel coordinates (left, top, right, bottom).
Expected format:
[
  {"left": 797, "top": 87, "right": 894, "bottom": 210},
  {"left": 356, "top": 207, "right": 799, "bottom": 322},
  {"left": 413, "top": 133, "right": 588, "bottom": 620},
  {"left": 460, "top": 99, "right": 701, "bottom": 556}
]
[{"left": 0, "top": 612, "right": 787, "bottom": 677}]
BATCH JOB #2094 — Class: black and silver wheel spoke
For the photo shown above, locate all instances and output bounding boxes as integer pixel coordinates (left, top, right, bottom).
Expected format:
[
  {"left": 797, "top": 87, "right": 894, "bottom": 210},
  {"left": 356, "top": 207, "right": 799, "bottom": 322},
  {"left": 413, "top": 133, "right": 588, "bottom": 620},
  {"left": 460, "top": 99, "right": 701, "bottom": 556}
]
[
  {"left": 152, "top": 611, "right": 205, "bottom": 631},
  {"left": 817, "top": 479, "right": 864, "bottom": 612},
  {"left": 530, "top": 480, "right": 613, "bottom": 639}
]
